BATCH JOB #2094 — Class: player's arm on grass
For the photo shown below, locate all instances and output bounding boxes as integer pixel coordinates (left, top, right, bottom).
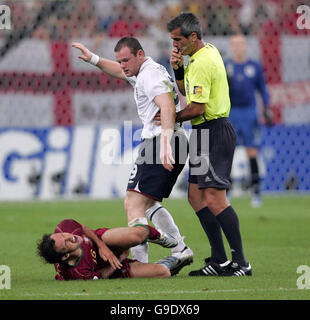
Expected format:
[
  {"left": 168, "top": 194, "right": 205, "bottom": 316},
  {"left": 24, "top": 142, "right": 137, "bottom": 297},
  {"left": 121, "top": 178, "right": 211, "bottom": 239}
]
[
  {"left": 154, "top": 93, "right": 176, "bottom": 172},
  {"left": 72, "top": 42, "right": 126, "bottom": 80},
  {"left": 81, "top": 224, "right": 122, "bottom": 270}
]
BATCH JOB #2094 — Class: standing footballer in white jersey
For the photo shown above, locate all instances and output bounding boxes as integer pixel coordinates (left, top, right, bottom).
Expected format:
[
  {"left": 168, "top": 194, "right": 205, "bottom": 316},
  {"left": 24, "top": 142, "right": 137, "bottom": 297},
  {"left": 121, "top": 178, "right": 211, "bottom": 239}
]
[{"left": 72, "top": 37, "right": 193, "bottom": 270}]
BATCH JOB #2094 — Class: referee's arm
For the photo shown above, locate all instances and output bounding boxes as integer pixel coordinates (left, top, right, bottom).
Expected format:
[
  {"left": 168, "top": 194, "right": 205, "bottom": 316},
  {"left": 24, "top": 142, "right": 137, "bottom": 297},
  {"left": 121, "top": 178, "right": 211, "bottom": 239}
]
[
  {"left": 170, "top": 48, "right": 186, "bottom": 96},
  {"left": 175, "top": 101, "right": 205, "bottom": 122},
  {"left": 175, "top": 79, "right": 186, "bottom": 96}
]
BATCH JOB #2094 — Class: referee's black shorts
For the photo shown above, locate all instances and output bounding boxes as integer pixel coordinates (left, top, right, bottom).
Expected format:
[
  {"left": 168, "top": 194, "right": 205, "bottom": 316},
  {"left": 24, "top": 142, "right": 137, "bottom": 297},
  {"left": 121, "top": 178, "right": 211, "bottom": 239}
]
[
  {"left": 188, "top": 117, "right": 236, "bottom": 190},
  {"left": 127, "top": 131, "right": 188, "bottom": 201}
]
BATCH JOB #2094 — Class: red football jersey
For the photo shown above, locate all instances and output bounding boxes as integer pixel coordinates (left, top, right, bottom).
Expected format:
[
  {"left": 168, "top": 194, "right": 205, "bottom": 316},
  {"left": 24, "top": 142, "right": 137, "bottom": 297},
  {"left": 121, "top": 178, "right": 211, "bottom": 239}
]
[{"left": 53, "top": 219, "right": 108, "bottom": 281}]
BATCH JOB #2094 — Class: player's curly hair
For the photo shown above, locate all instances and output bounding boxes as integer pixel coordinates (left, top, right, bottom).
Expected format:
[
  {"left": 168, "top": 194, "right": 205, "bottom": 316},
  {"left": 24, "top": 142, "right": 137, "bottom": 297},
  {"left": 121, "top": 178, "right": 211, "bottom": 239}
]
[{"left": 37, "top": 234, "right": 66, "bottom": 264}]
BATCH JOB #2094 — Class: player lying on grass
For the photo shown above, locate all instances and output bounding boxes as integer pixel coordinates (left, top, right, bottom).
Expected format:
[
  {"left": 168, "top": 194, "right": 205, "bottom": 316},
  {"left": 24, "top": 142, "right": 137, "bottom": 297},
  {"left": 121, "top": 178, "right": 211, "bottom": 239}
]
[{"left": 37, "top": 219, "right": 189, "bottom": 280}]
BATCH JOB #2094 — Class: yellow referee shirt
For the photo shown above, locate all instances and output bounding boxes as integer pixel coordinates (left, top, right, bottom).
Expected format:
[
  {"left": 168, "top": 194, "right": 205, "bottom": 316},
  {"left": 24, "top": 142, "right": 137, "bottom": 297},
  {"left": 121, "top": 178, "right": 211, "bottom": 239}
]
[{"left": 184, "top": 43, "right": 231, "bottom": 125}]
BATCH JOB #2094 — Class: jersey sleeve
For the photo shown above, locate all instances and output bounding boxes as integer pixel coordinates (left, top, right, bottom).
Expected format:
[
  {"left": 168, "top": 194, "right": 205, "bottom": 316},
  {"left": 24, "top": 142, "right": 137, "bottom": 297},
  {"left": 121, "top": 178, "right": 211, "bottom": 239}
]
[
  {"left": 54, "top": 219, "right": 83, "bottom": 235},
  {"left": 186, "top": 62, "right": 211, "bottom": 104},
  {"left": 255, "top": 62, "right": 270, "bottom": 107}
]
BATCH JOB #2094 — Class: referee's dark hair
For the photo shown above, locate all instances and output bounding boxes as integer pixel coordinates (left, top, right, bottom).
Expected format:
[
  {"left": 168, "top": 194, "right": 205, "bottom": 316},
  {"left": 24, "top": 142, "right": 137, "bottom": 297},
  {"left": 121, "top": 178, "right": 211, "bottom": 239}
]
[
  {"left": 167, "top": 12, "right": 202, "bottom": 40},
  {"left": 114, "top": 37, "right": 145, "bottom": 56}
]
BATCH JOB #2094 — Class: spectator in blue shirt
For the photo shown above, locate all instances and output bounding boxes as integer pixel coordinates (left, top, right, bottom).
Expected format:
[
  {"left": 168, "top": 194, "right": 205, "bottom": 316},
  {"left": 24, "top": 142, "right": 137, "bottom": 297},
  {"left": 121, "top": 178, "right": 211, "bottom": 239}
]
[{"left": 225, "top": 34, "right": 272, "bottom": 207}]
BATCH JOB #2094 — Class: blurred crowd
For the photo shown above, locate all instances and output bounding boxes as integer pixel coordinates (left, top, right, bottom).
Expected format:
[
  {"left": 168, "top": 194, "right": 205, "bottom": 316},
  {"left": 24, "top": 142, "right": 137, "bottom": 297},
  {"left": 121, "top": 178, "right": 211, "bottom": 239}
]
[{"left": 1, "top": 0, "right": 308, "bottom": 41}]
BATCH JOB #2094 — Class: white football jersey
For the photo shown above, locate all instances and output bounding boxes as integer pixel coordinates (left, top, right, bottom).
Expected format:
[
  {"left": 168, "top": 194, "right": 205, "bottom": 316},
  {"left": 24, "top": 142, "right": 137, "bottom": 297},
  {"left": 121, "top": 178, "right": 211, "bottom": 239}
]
[{"left": 127, "top": 57, "right": 182, "bottom": 139}]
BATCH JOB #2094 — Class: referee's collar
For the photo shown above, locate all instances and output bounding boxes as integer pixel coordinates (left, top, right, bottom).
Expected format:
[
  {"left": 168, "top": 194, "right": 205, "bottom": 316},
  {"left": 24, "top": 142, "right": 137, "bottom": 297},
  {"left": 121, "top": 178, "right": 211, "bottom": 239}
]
[{"left": 191, "top": 43, "right": 206, "bottom": 58}]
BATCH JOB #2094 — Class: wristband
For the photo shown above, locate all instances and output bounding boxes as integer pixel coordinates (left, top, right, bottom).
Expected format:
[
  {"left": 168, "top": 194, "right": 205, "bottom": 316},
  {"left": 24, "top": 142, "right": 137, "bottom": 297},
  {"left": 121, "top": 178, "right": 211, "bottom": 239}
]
[
  {"left": 173, "top": 66, "right": 184, "bottom": 80},
  {"left": 90, "top": 53, "right": 100, "bottom": 66}
]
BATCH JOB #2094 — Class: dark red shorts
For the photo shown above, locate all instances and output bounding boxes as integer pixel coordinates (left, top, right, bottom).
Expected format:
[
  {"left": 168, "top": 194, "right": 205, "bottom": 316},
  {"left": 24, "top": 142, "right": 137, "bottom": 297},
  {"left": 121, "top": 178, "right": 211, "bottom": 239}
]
[{"left": 110, "top": 258, "right": 137, "bottom": 279}]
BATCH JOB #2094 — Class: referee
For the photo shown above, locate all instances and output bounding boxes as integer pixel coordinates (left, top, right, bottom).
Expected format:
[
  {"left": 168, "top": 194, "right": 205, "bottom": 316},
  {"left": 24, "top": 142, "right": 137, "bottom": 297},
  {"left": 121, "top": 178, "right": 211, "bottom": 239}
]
[{"left": 166, "top": 13, "right": 251, "bottom": 276}]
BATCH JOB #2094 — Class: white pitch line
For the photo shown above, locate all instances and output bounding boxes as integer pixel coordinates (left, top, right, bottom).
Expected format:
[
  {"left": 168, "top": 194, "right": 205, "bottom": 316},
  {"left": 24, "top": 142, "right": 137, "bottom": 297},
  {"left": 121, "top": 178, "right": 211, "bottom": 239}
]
[{"left": 1, "top": 287, "right": 304, "bottom": 298}]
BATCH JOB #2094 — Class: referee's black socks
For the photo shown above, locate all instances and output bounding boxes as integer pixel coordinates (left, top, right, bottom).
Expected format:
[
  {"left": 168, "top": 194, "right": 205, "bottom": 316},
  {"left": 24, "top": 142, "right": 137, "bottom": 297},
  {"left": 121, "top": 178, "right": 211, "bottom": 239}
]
[
  {"left": 195, "top": 207, "right": 228, "bottom": 264},
  {"left": 216, "top": 206, "right": 248, "bottom": 267}
]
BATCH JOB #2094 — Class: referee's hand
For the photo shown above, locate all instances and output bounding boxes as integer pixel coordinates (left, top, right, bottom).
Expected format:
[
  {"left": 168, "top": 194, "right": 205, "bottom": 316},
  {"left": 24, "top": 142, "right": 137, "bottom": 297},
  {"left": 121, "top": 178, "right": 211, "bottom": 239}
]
[
  {"left": 153, "top": 111, "right": 161, "bottom": 125},
  {"left": 170, "top": 47, "right": 184, "bottom": 70}
]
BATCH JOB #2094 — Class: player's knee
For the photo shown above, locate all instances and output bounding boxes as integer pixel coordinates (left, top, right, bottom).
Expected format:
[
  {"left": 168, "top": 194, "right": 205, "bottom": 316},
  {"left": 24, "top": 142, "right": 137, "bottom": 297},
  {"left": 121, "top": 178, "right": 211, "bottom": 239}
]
[
  {"left": 124, "top": 192, "right": 139, "bottom": 214},
  {"left": 205, "top": 189, "right": 228, "bottom": 214},
  {"left": 128, "top": 217, "right": 149, "bottom": 244},
  {"left": 129, "top": 228, "right": 146, "bottom": 245},
  {"left": 124, "top": 194, "right": 131, "bottom": 214},
  {"left": 188, "top": 191, "right": 198, "bottom": 207},
  {"left": 156, "top": 265, "right": 171, "bottom": 278},
  {"left": 188, "top": 191, "right": 205, "bottom": 212},
  {"left": 205, "top": 189, "right": 215, "bottom": 203},
  {"left": 187, "top": 192, "right": 194, "bottom": 206}
]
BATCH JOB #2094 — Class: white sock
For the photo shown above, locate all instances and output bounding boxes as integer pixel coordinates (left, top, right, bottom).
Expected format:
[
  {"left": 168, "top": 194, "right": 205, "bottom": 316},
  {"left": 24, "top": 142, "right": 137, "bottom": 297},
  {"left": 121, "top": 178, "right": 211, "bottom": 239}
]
[
  {"left": 130, "top": 242, "right": 149, "bottom": 263},
  {"left": 146, "top": 203, "right": 186, "bottom": 253},
  {"left": 128, "top": 217, "right": 149, "bottom": 263}
]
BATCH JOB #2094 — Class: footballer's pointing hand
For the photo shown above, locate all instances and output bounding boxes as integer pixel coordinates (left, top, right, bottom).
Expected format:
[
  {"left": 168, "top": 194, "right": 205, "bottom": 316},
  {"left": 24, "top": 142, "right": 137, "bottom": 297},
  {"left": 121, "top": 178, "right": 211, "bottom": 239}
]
[
  {"left": 72, "top": 42, "right": 93, "bottom": 63},
  {"left": 160, "top": 129, "right": 175, "bottom": 172}
]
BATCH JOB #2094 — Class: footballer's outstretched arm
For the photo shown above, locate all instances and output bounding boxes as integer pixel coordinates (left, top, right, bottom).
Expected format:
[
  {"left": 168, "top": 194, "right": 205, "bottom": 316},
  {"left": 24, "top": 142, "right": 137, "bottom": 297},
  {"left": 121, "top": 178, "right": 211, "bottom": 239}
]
[{"left": 72, "top": 42, "right": 126, "bottom": 80}]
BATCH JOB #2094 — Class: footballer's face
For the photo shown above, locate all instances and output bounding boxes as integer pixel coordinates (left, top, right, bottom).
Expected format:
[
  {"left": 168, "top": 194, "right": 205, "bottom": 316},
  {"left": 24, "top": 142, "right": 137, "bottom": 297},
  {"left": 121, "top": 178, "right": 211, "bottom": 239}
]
[
  {"left": 115, "top": 46, "right": 145, "bottom": 77},
  {"left": 170, "top": 28, "right": 194, "bottom": 56},
  {"left": 51, "top": 232, "right": 83, "bottom": 255},
  {"left": 230, "top": 35, "right": 247, "bottom": 61}
]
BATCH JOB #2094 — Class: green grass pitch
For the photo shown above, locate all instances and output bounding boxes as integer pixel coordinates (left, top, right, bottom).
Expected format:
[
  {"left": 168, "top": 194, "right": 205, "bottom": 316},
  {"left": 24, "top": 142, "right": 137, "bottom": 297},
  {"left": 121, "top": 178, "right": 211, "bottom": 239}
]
[{"left": 0, "top": 195, "right": 309, "bottom": 300}]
